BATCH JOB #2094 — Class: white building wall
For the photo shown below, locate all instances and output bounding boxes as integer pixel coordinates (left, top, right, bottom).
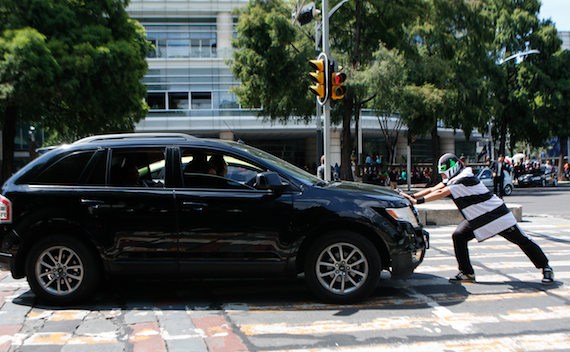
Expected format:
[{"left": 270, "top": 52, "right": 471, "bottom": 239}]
[{"left": 559, "top": 31, "right": 570, "bottom": 51}]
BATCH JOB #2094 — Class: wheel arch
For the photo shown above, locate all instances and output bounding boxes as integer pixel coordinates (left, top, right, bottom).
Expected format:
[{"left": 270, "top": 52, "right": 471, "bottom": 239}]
[
  {"left": 13, "top": 218, "right": 104, "bottom": 279},
  {"left": 295, "top": 220, "right": 391, "bottom": 275}
]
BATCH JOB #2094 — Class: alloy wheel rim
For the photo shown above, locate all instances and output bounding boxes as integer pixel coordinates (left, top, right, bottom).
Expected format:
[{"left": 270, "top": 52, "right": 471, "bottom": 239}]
[
  {"left": 35, "top": 246, "right": 84, "bottom": 296},
  {"left": 315, "top": 242, "right": 369, "bottom": 295}
]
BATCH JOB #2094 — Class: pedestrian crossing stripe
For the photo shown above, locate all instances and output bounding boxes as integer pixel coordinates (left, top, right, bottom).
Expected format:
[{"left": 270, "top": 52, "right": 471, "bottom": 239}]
[
  {"left": 241, "top": 305, "right": 570, "bottom": 336},
  {"left": 259, "top": 332, "right": 570, "bottom": 352},
  {"left": 223, "top": 285, "right": 570, "bottom": 312}
]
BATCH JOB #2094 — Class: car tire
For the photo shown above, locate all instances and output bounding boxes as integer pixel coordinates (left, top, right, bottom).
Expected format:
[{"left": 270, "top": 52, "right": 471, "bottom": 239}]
[
  {"left": 25, "top": 235, "right": 100, "bottom": 305},
  {"left": 503, "top": 184, "right": 513, "bottom": 196},
  {"left": 304, "top": 231, "right": 381, "bottom": 304}
]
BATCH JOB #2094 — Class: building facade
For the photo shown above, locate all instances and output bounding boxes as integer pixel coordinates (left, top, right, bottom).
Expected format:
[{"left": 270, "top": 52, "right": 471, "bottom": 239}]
[{"left": 125, "top": 0, "right": 484, "bottom": 171}]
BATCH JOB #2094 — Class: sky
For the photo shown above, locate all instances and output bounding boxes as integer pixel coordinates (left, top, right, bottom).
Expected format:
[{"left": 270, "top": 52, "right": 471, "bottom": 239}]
[{"left": 538, "top": 0, "right": 570, "bottom": 31}]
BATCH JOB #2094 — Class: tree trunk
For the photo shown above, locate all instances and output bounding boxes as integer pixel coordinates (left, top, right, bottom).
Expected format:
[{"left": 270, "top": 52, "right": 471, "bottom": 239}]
[
  {"left": 1, "top": 105, "right": 17, "bottom": 184},
  {"left": 340, "top": 91, "right": 354, "bottom": 181}
]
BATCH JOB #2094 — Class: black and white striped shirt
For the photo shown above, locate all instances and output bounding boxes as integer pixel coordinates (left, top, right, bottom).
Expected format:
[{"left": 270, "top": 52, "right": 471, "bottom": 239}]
[{"left": 445, "top": 168, "right": 517, "bottom": 241}]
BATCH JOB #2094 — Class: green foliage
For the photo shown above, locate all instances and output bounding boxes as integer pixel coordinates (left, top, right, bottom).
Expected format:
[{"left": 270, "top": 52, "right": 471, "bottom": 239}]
[
  {"left": 0, "top": 0, "right": 151, "bottom": 138},
  {"left": 363, "top": 45, "right": 407, "bottom": 116},
  {"left": 229, "top": 0, "right": 315, "bottom": 123},
  {"left": 399, "top": 0, "right": 495, "bottom": 141}
]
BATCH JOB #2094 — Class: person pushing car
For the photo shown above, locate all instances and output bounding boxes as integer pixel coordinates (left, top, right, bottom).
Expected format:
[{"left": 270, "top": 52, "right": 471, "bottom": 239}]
[{"left": 400, "top": 153, "right": 554, "bottom": 284}]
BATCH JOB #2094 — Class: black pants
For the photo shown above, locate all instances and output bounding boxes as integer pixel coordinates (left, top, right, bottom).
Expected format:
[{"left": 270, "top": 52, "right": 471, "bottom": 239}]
[
  {"left": 452, "top": 220, "right": 549, "bottom": 275},
  {"left": 493, "top": 176, "right": 504, "bottom": 198}
]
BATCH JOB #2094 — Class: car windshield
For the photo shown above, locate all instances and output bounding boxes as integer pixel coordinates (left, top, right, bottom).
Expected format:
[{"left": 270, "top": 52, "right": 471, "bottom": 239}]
[{"left": 218, "top": 141, "right": 324, "bottom": 186}]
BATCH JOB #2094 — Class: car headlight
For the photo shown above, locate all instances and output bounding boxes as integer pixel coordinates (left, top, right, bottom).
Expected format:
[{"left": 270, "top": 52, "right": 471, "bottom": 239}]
[{"left": 386, "top": 206, "right": 420, "bottom": 228}]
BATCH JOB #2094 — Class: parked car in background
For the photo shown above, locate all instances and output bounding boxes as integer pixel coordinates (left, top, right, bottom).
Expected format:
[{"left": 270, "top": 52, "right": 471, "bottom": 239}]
[
  {"left": 0, "top": 133, "right": 428, "bottom": 305},
  {"left": 476, "top": 168, "right": 513, "bottom": 196},
  {"left": 517, "top": 168, "right": 558, "bottom": 187}
]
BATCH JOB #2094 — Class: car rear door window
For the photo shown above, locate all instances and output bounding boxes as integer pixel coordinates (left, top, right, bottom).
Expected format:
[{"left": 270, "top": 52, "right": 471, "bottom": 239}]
[
  {"left": 109, "top": 149, "right": 167, "bottom": 187},
  {"left": 31, "top": 151, "right": 96, "bottom": 185}
]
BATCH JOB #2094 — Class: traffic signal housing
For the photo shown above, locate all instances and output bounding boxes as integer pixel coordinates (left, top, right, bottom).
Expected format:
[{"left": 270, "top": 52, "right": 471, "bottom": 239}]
[
  {"left": 331, "top": 71, "right": 346, "bottom": 100},
  {"left": 308, "top": 53, "right": 328, "bottom": 105}
]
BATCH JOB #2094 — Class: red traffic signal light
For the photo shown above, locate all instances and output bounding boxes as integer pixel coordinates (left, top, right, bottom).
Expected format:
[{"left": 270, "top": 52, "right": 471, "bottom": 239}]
[{"left": 331, "top": 72, "right": 346, "bottom": 100}]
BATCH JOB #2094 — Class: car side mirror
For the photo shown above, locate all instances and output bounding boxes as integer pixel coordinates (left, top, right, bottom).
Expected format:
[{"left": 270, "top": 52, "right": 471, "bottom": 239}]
[{"left": 255, "top": 172, "right": 286, "bottom": 191}]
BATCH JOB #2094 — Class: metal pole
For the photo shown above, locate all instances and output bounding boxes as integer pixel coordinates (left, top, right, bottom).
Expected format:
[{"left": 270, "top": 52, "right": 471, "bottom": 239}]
[
  {"left": 489, "top": 120, "right": 494, "bottom": 162},
  {"left": 322, "top": 0, "right": 330, "bottom": 181},
  {"left": 358, "top": 110, "right": 363, "bottom": 165},
  {"left": 315, "top": 21, "right": 322, "bottom": 168},
  {"left": 407, "top": 144, "right": 411, "bottom": 191}
]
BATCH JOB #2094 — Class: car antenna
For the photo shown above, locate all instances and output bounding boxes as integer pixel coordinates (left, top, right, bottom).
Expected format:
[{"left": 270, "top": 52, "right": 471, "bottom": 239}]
[{"left": 223, "top": 121, "right": 245, "bottom": 144}]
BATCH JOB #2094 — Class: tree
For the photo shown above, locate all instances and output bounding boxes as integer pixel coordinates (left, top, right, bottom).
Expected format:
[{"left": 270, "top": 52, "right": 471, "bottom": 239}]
[
  {"left": 487, "top": 0, "right": 554, "bottom": 157},
  {"left": 229, "top": 0, "right": 315, "bottom": 124},
  {"left": 0, "top": 0, "right": 150, "bottom": 182},
  {"left": 398, "top": 0, "right": 494, "bottom": 181},
  {"left": 532, "top": 48, "right": 570, "bottom": 180},
  {"left": 363, "top": 45, "right": 408, "bottom": 165},
  {"left": 329, "top": 0, "right": 426, "bottom": 180}
]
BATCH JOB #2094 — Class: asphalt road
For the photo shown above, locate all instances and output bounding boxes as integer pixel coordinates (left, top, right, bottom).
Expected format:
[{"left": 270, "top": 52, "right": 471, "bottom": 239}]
[
  {"left": 506, "top": 180, "right": 570, "bottom": 219},
  {"left": 0, "top": 193, "right": 569, "bottom": 351}
]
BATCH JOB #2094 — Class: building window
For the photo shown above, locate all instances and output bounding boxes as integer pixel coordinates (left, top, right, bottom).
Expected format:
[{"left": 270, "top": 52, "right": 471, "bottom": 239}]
[
  {"left": 167, "top": 39, "right": 190, "bottom": 58},
  {"left": 148, "top": 39, "right": 158, "bottom": 58},
  {"left": 147, "top": 93, "right": 166, "bottom": 110},
  {"left": 192, "top": 92, "right": 212, "bottom": 110},
  {"left": 219, "top": 93, "right": 239, "bottom": 109},
  {"left": 168, "top": 92, "right": 189, "bottom": 110}
]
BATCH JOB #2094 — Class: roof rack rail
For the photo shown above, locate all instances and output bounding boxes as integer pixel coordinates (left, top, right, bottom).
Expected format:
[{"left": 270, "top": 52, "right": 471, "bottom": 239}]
[{"left": 73, "top": 133, "right": 197, "bottom": 144}]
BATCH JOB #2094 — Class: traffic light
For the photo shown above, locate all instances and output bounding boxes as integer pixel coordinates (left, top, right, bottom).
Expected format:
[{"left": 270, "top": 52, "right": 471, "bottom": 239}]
[
  {"left": 293, "top": 2, "right": 320, "bottom": 27},
  {"left": 331, "top": 71, "right": 346, "bottom": 100},
  {"left": 308, "top": 53, "right": 328, "bottom": 105}
]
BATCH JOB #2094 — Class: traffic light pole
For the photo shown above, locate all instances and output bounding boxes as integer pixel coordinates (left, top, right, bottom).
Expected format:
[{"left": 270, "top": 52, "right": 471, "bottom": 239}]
[{"left": 322, "top": 0, "right": 331, "bottom": 181}]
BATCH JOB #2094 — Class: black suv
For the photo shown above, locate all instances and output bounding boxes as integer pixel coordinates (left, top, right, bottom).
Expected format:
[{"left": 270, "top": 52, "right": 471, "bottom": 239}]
[{"left": 0, "top": 134, "right": 428, "bottom": 304}]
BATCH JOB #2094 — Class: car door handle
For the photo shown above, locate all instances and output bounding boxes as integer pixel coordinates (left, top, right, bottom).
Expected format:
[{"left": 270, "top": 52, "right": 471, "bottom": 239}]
[
  {"left": 80, "top": 199, "right": 105, "bottom": 209},
  {"left": 182, "top": 201, "right": 208, "bottom": 211}
]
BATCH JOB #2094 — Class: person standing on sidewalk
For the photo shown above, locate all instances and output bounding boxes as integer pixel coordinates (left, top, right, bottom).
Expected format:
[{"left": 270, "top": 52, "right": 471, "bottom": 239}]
[
  {"left": 490, "top": 154, "right": 507, "bottom": 198},
  {"left": 400, "top": 153, "right": 554, "bottom": 284},
  {"left": 389, "top": 167, "right": 399, "bottom": 189}
]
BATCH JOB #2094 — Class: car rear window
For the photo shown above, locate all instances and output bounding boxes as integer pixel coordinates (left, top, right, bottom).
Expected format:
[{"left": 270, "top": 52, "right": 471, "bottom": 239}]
[{"left": 30, "top": 151, "right": 96, "bottom": 185}]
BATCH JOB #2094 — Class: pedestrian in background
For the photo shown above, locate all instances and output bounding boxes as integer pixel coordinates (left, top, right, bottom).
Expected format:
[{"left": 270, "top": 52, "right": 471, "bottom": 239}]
[
  {"left": 490, "top": 154, "right": 507, "bottom": 198},
  {"left": 389, "top": 167, "right": 399, "bottom": 189},
  {"left": 317, "top": 155, "right": 326, "bottom": 180},
  {"left": 400, "top": 153, "right": 554, "bottom": 285}
]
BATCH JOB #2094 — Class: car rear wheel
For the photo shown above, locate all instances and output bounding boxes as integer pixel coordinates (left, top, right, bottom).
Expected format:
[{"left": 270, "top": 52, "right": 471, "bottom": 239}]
[
  {"left": 305, "top": 231, "right": 381, "bottom": 303},
  {"left": 25, "top": 235, "right": 100, "bottom": 305},
  {"left": 503, "top": 184, "right": 513, "bottom": 196}
]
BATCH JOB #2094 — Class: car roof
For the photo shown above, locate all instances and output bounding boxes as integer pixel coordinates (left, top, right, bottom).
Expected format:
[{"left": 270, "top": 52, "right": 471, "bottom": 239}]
[{"left": 73, "top": 133, "right": 198, "bottom": 145}]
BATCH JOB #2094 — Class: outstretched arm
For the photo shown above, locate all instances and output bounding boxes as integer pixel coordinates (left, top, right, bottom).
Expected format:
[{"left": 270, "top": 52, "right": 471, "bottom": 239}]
[{"left": 400, "top": 182, "right": 451, "bottom": 205}]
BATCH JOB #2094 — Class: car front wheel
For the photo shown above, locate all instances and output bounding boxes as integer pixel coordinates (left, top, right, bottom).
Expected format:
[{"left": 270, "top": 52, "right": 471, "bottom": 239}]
[
  {"left": 503, "top": 184, "right": 513, "bottom": 196},
  {"left": 25, "top": 235, "right": 100, "bottom": 305},
  {"left": 305, "top": 231, "right": 381, "bottom": 303}
]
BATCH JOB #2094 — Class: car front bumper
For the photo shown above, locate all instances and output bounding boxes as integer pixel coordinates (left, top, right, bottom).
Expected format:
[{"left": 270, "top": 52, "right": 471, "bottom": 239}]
[{"left": 391, "top": 228, "right": 428, "bottom": 280}]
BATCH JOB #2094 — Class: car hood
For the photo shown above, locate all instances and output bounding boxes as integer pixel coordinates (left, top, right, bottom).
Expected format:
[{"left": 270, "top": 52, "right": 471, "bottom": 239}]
[{"left": 322, "top": 181, "right": 408, "bottom": 207}]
